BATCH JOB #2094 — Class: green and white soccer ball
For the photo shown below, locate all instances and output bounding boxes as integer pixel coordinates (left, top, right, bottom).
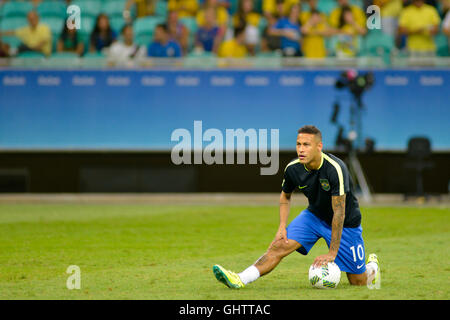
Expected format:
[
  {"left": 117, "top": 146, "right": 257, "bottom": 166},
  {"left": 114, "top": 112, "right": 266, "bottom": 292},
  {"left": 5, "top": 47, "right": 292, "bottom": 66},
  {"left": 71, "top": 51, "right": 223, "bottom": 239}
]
[{"left": 308, "top": 262, "right": 341, "bottom": 289}]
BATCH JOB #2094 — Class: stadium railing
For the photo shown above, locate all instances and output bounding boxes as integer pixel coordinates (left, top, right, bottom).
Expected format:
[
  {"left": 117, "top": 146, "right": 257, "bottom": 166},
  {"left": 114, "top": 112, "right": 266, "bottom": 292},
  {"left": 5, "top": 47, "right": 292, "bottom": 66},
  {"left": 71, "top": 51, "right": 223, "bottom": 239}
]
[{"left": 1, "top": 56, "right": 450, "bottom": 69}]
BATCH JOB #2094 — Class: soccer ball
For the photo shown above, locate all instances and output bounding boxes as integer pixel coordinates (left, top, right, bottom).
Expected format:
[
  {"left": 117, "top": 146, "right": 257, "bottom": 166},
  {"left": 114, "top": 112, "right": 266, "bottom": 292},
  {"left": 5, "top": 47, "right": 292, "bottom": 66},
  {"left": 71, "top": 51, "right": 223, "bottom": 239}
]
[{"left": 308, "top": 262, "right": 341, "bottom": 289}]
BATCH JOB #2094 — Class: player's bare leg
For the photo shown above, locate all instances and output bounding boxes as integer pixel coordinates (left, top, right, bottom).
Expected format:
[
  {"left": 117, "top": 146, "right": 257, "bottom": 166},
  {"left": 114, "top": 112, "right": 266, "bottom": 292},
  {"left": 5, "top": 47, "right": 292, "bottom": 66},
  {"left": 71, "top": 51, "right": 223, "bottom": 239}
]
[
  {"left": 253, "top": 238, "right": 301, "bottom": 276},
  {"left": 213, "top": 238, "right": 301, "bottom": 288}
]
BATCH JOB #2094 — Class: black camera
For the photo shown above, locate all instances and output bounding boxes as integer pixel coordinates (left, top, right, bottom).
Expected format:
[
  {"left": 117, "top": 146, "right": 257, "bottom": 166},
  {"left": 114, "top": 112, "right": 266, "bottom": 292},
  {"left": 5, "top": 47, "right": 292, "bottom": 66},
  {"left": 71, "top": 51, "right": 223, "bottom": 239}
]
[{"left": 335, "top": 70, "right": 374, "bottom": 106}]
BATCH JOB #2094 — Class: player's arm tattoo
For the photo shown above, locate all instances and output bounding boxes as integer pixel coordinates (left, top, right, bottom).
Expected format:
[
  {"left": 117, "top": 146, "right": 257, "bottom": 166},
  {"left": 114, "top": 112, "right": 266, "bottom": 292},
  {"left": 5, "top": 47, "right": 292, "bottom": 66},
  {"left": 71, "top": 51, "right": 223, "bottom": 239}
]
[{"left": 329, "top": 195, "right": 346, "bottom": 256}]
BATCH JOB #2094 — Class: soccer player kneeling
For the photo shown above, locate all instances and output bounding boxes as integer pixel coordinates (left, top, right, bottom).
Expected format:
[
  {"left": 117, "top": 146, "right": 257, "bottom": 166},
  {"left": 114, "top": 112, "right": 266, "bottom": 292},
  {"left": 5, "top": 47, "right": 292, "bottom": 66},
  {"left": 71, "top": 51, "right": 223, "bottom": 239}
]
[{"left": 213, "top": 125, "right": 380, "bottom": 289}]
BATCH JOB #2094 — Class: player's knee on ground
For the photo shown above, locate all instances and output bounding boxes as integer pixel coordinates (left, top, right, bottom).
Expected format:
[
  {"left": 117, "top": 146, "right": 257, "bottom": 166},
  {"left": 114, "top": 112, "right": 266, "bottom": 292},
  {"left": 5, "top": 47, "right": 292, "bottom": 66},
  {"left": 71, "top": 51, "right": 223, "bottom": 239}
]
[{"left": 347, "top": 272, "right": 367, "bottom": 286}]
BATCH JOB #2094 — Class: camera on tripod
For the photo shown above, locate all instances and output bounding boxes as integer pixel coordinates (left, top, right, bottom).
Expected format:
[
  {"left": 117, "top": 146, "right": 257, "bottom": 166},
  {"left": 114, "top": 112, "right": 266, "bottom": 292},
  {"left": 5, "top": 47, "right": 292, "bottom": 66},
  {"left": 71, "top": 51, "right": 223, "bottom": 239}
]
[{"left": 335, "top": 69, "right": 374, "bottom": 107}]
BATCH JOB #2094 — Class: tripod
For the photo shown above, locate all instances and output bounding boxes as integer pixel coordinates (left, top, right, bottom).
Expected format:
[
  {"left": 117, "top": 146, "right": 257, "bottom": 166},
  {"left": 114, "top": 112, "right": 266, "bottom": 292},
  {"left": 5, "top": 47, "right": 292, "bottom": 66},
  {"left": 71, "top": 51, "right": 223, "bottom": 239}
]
[{"left": 333, "top": 95, "right": 373, "bottom": 203}]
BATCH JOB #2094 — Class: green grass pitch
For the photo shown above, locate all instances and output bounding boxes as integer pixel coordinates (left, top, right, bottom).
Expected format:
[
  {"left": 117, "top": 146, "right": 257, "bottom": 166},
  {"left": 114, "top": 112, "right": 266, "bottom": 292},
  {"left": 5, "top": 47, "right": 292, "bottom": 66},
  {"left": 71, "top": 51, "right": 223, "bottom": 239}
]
[{"left": 0, "top": 202, "right": 448, "bottom": 299}]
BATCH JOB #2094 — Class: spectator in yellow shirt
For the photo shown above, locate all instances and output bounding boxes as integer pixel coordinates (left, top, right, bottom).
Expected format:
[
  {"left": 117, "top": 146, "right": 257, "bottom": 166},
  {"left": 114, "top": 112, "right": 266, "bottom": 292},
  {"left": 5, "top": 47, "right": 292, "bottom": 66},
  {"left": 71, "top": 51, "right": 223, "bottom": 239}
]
[
  {"left": 197, "top": 0, "right": 229, "bottom": 28},
  {"left": 329, "top": 0, "right": 366, "bottom": 35},
  {"left": 301, "top": 9, "right": 333, "bottom": 58},
  {"left": 168, "top": 0, "right": 199, "bottom": 18},
  {"left": 233, "top": 0, "right": 261, "bottom": 55},
  {"left": 218, "top": 26, "right": 247, "bottom": 57},
  {"left": 0, "top": 11, "right": 52, "bottom": 56},
  {"left": 123, "top": 0, "right": 156, "bottom": 23},
  {"left": 398, "top": 0, "right": 440, "bottom": 56},
  {"left": 373, "top": 0, "right": 403, "bottom": 36},
  {"left": 333, "top": 5, "right": 366, "bottom": 57},
  {"left": 263, "top": 0, "right": 300, "bottom": 22}
]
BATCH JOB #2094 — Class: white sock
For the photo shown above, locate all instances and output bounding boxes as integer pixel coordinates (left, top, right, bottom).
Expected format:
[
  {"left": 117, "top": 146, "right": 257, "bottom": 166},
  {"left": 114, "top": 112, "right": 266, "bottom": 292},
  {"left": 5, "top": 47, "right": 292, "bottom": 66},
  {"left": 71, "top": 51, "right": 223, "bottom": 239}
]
[{"left": 238, "top": 265, "right": 260, "bottom": 285}]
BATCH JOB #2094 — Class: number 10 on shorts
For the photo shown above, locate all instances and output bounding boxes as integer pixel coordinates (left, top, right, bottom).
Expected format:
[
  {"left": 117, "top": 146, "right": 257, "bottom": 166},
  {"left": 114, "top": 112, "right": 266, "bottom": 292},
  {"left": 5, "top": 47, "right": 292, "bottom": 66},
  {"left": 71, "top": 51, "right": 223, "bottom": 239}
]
[{"left": 350, "top": 244, "right": 364, "bottom": 262}]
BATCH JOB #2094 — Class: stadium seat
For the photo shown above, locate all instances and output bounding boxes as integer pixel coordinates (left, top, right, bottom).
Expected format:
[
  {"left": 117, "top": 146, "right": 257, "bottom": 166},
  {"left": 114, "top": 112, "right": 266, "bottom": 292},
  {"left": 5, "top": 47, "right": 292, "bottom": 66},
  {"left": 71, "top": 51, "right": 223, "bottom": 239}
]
[
  {"left": 37, "top": 1, "right": 67, "bottom": 19},
  {"left": 71, "top": 0, "right": 102, "bottom": 19},
  {"left": 362, "top": 32, "right": 394, "bottom": 56},
  {"left": 40, "top": 17, "right": 65, "bottom": 37},
  {"left": 0, "top": 16, "right": 28, "bottom": 31},
  {"left": 0, "top": 16, "right": 27, "bottom": 47},
  {"left": 179, "top": 17, "right": 197, "bottom": 49},
  {"left": 44, "top": 52, "right": 81, "bottom": 68},
  {"left": 101, "top": 0, "right": 126, "bottom": 19},
  {"left": 258, "top": 17, "right": 267, "bottom": 36},
  {"left": 317, "top": 0, "right": 338, "bottom": 15},
  {"left": 229, "top": 0, "right": 239, "bottom": 15},
  {"left": 17, "top": 51, "right": 46, "bottom": 58},
  {"left": 184, "top": 54, "right": 217, "bottom": 68},
  {"left": 180, "top": 17, "right": 198, "bottom": 34},
  {"left": 0, "top": 1, "right": 33, "bottom": 18},
  {"left": 154, "top": 0, "right": 167, "bottom": 18},
  {"left": 110, "top": 16, "right": 126, "bottom": 34},
  {"left": 134, "top": 16, "right": 165, "bottom": 45},
  {"left": 82, "top": 51, "right": 107, "bottom": 68},
  {"left": 435, "top": 33, "right": 449, "bottom": 57}
]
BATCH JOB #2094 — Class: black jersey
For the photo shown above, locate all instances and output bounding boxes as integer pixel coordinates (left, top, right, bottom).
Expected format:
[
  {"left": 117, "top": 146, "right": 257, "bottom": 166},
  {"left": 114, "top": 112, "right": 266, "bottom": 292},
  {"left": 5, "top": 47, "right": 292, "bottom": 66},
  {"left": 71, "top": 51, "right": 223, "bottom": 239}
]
[{"left": 281, "top": 152, "right": 361, "bottom": 228}]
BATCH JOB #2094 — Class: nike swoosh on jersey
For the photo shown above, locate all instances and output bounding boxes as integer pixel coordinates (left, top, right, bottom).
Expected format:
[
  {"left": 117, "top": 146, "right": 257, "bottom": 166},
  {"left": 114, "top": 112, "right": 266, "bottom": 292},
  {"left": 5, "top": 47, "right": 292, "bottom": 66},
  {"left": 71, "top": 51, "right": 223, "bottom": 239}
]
[{"left": 298, "top": 185, "right": 308, "bottom": 189}]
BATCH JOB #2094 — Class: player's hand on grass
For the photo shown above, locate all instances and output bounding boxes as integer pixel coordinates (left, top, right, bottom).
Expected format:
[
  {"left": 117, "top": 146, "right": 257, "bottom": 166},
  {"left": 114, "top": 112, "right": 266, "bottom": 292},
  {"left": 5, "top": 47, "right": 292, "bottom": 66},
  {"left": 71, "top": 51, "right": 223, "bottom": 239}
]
[{"left": 313, "top": 252, "right": 336, "bottom": 268}]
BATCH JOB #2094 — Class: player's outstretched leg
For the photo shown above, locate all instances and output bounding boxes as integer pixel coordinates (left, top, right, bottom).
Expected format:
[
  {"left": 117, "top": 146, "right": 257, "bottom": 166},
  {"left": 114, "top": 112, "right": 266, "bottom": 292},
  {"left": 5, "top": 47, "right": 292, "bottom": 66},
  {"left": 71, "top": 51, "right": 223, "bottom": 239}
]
[{"left": 213, "top": 238, "right": 301, "bottom": 289}]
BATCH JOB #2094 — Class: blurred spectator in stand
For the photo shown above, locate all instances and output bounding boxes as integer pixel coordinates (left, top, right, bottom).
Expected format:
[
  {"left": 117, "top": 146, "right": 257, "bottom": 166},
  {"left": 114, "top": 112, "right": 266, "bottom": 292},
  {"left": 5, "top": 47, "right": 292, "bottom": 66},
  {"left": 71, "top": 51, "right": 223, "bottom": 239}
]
[
  {"left": 168, "top": 0, "right": 199, "bottom": 18},
  {"left": 199, "top": 0, "right": 231, "bottom": 11},
  {"left": 444, "top": 8, "right": 450, "bottom": 41},
  {"left": 167, "top": 10, "right": 190, "bottom": 54},
  {"left": 0, "top": 41, "right": 10, "bottom": 58},
  {"left": 301, "top": 6, "right": 334, "bottom": 58},
  {"left": 261, "top": 0, "right": 285, "bottom": 52},
  {"left": 194, "top": 6, "right": 224, "bottom": 53},
  {"left": 218, "top": 25, "right": 248, "bottom": 57},
  {"left": 57, "top": 23, "right": 84, "bottom": 56},
  {"left": 233, "top": 0, "right": 261, "bottom": 55},
  {"left": 398, "top": 0, "right": 441, "bottom": 56},
  {"left": 147, "top": 23, "right": 182, "bottom": 57},
  {"left": 123, "top": 0, "right": 157, "bottom": 23},
  {"left": 90, "top": 14, "right": 117, "bottom": 53},
  {"left": 263, "top": 0, "right": 299, "bottom": 22},
  {"left": 107, "top": 24, "right": 146, "bottom": 66},
  {"left": 269, "top": 3, "right": 302, "bottom": 56},
  {"left": 329, "top": 0, "right": 366, "bottom": 34},
  {"left": 0, "top": 11, "right": 52, "bottom": 56},
  {"left": 197, "top": 0, "right": 230, "bottom": 29},
  {"left": 331, "top": 2, "right": 367, "bottom": 58},
  {"left": 441, "top": 0, "right": 450, "bottom": 18},
  {"left": 373, "top": 0, "right": 403, "bottom": 37}
]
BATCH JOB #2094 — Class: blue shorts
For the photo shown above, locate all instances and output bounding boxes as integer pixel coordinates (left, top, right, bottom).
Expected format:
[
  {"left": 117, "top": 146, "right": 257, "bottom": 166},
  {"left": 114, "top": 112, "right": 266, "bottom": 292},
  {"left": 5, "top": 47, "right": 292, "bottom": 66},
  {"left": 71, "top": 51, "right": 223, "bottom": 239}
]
[{"left": 286, "top": 209, "right": 367, "bottom": 274}]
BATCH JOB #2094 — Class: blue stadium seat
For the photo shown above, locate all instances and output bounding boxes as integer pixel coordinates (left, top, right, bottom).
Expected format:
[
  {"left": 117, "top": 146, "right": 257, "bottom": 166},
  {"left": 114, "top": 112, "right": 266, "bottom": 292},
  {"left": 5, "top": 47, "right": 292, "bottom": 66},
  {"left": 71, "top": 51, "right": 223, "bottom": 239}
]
[
  {"left": 40, "top": 17, "right": 65, "bottom": 36},
  {"left": 0, "top": 16, "right": 27, "bottom": 47},
  {"left": 133, "top": 16, "right": 165, "bottom": 45},
  {"left": 110, "top": 16, "right": 126, "bottom": 33},
  {"left": 0, "top": 16, "right": 28, "bottom": 31},
  {"left": 0, "top": 1, "right": 34, "bottom": 18},
  {"left": 229, "top": 0, "right": 239, "bottom": 15},
  {"left": 362, "top": 32, "right": 394, "bottom": 56},
  {"left": 155, "top": 0, "right": 167, "bottom": 18},
  {"left": 435, "top": 33, "right": 449, "bottom": 57},
  {"left": 17, "top": 51, "right": 46, "bottom": 58},
  {"left": 71, "top": 0, "right": 102, "bottom": 19},
  {"left": 101, "top": 0, "right": 126, "bottom": 19},
  {"left": 317, "top": 0, "right": 338, "bottom": 15},
  {"left": 37, "top": 1, "right": 67, "bottom": 19}
]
